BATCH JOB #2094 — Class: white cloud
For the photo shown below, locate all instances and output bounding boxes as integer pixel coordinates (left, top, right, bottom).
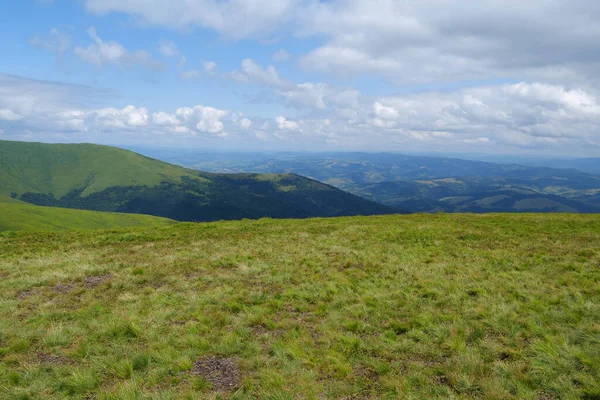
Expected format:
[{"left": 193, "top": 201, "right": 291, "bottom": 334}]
[
  {"left": 203, "top": 61, "right": 218, "bottom": 75},
  {"left": 76, "top": 0, "right": 600, "bottom": 90},
  {"left": 29, "top": 27, "right": 71, "bottom": 61},
  {"left": 226, "top": 59, "right": 358, "bottom": 111},
  {"left": 275, "top": 116, "right": 300, "bottom": 131},
  {"left": 239, "top": 118, "right": 252, "bottom": 129},
  {"left": 93, "top": 105, "right": 149, "bottom": 128},
  {"left": 0, "top": 109, "right": 24, "bottom": 121},
  {"left": 367, "top": 82, "right": 600, "bottom": 147},
  {"left": 152, "top": 111, "right": 179, "bottom": 126},
  {"left": 2, "top": 73, "right": 600, "bottom": 153},
  {"left": 179, "top": 69, "right": 202, "bottom": 81},
  {"left": 157, "top": 40, "right": 179, "bottom": 58},
  {"left": 74, "top": 27, "right": 166, "bottom": 71},
  {"left": 230, "top": 58, "right": 290, "bottom": 89},
  {"left": 297, "top": 1, "right": 600, "bottom": 86},
  {"left": 82, "top": 0, "right": 301, "bottom": 40}
]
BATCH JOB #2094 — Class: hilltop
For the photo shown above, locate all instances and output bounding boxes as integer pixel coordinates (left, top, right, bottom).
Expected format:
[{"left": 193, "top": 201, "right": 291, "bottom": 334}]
[
  {"left": 0, "top": 213, "right": 598, "bottom": 399},
  {"left": 0, "top": 140, "right": 397, "bottom": 222}
]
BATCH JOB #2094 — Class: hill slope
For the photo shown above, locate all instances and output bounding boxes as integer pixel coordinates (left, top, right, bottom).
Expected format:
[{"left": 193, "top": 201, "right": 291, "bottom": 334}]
[
  {"left": 0, "top": 140, "right": 397, "bottom": 221},
  {"left": 0, "top": 195, "right": 175, "bottom": 232},
  {"left": 0, "top": 214, "right": 598, "bottom": 398},
  {"left": 0, "top": 140, "right": 204, "bottom": 198}
]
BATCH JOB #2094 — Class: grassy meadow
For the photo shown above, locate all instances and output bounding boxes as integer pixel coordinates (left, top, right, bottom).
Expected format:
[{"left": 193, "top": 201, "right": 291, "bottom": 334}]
[
  {"left": 0, "top": 196, "right": 175, "bottom": 232},
  {"left": 0, "top": 213, "right": 599, "bottom": 399}
]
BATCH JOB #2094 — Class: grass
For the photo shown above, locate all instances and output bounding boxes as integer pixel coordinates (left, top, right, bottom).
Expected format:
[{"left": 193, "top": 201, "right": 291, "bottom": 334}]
[
  {"left": 0, "top": 199, "right": 175, "bottom": 232},
  {"left": 0, "top": 213, "right": 598, "bottom": 399},
  {"left": 0, "top": 140, "right": 204, "bottom": 198}
]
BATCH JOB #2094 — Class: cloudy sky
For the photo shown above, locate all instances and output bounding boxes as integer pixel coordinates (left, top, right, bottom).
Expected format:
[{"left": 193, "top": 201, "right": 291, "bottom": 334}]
[{"left": 1, "top": 0, "right": 599, "bottom": 155}]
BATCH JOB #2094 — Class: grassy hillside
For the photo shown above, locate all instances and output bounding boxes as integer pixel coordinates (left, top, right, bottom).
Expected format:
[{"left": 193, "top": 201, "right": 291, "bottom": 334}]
[
  {"left": 0, "top": 200, "right": 175, "bottom": 232},
  {"left": 0, "top": 140, "right": 396, "bottom": 221},
  {"left": 0, "top": 140, "right": 203, "bottom": 198},
  {"left": 1, "top": 214, "right": 598, "bottom": 399}
]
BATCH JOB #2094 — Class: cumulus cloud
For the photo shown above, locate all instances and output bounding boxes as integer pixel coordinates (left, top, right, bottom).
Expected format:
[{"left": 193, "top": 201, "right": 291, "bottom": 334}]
[
  {"left": 368, "top": 82, "right": 600, "bottom": 147},
  {"left": 239, "top": 118, "right": 252, "bottom": 129},
  {"left": 74, "top": 27, "right": 166, "bottom": 71},
  {"left": 91, "top": 106, "right": 149, "bottom": 128},
  {"left": 0, "top": 74, "right": 233, "bottom": 142},
  {"left": 275, "top": 116, "right": 300, "bottom": 131},
  {"left": 230, "top": 59, "right": 290, "bottom": 89},
  {"left": 3, "top": 72, "right": 600, "bottom": 153},
  {"left": 203, "top": 61, "right": 218, "bottom": 75}
]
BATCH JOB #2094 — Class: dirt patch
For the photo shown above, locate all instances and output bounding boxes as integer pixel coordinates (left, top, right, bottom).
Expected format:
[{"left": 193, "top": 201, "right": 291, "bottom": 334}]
[
  {"left": 54, "top": 283, "right": 75, "bottom": 293},
  {"left": 37, "top": 353, "right": 74, "bottom": 365},
  {"left": 84, "top": 273, "right": 112, "bottom": 288},
  {"left": 192, "top": 356, "right": 241, "bottom": 392},
  {"left": 18, "top": 288, "right": 38, "bottom": 299},
  {"left": 353, "top": 365, "right": 379, "bottom": 381}
]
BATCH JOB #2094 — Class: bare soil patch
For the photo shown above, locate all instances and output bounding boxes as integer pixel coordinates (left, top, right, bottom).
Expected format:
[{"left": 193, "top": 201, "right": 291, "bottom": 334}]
[
  {"left": 84, "top": 273, "right": 112, "bottom": 288},
  {"left": 192, "top": 356, "right": 241, "bottom": 392}
]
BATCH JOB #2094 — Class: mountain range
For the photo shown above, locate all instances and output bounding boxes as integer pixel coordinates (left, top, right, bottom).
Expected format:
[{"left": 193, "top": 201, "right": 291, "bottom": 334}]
[{"left": 134, "top": 150, "right": 600, "bottom": 214}]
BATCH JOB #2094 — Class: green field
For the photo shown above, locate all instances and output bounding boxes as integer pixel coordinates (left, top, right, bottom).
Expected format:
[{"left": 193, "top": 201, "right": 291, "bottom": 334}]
[
  {"left": 0, "top": 214, "right": 599, "bottom": 399},
  {"left": 0, "top": 196, "right": 175, "bottom": 232}
]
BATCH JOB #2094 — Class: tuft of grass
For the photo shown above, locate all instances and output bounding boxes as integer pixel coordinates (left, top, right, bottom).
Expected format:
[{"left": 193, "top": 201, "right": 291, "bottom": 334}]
[{"left": 0, "top": 213, "right": 599, "bottom": 398}]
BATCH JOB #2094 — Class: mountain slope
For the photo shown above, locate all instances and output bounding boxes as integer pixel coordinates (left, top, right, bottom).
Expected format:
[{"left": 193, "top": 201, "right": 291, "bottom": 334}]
[
  {"left": 0, "top": 140, "right": 397, "bottom": 222},
  {"left": 0, "top": 140, "right": 205, "bottom": 198},
  {"left": 0, "top": 195, "right": 175, "bottom": 232}
]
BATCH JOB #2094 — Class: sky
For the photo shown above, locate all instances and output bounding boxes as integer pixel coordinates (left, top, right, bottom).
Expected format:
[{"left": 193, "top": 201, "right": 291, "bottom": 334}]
[{"left": 0, "top": 0, "right": 599, "bottom": 156}]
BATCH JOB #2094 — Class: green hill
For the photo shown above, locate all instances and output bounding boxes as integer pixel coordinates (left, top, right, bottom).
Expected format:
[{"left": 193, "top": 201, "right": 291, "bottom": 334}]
[
  {"left": 0, "top": 196, "right": 175, "bottom": 232},
  {"left": 0, "top": 140, "right": 397, "bottom": 222},
  {"left": 0, "top": 214, "right": 598, "bottom": 398},
  {"left": 0, "top": 140, "right": 204, "bottom": 198}
]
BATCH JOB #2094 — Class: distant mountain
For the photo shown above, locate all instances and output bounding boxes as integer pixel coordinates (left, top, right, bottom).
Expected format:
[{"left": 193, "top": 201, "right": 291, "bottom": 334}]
[
  {"left": 354, "top": 179, "right": 600, "bottom": 213},
  {"left": 519, "top": 158, "right": 600, "bottom": 175},
  {"left": 0, "top": 141, "right": 397, "bottom": 222},
  {"left": 0, "top": 195, "right": 175, "bottom": 232},
  {"left": 133, "top": 150, "right": 600, "bottom": 214}
]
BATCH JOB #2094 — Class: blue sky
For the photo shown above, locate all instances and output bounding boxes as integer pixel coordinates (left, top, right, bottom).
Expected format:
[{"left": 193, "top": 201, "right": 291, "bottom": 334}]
[{"left": 1, "top": 0, "right": 599, "bottom": 155}]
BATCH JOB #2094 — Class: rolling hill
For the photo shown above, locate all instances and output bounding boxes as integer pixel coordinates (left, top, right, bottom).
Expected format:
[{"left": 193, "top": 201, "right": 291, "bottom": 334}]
[
  {"left": 0, "top": 195, "right": 175, "bottom": 232},
  {"left": 1, "top": 214, "right": 598, "bottom": 398},
  {"left": 0, "top": 140, "right": 397, "bottom": 222}
]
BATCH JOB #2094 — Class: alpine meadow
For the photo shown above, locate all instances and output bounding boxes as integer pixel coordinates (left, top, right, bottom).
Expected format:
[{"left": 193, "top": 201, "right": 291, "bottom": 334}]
[
  {"left": 1, "top": 214, "right": 599, "bottom": 399},
  {"left": 2, "top": 1, "right": 600, "bottom": 399}
]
